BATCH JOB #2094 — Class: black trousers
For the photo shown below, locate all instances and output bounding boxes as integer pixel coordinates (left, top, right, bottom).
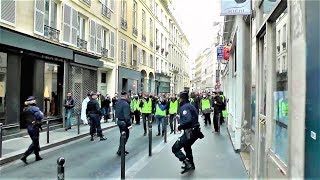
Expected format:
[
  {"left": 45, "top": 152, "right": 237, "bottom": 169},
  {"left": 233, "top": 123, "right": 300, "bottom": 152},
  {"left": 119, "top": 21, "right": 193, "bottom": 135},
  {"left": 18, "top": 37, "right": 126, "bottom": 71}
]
[
  {"left": 169, "top": 114, "right": 176, "bottom": 131},
  {"left": 117, "top": 120, "right": 130, "bottom": 151},
  {"left": 89, "top": 114, "right": 103, "bottom": 137},
  {"left": 24, "top": 126, "right": 41, "bottom": 158},
  {"left": 134, "top": 110, "right": 141, "bottom": 124},
  {"left": 213, "top": 112, "right": 221, "bottom": 132},
  {"left": 142, "top": 113, "right": 152, "bottom": 133},
  {"left": 204, "top": 113, "right": 211, "bottom": 125},
  {"left": 172, "top": 130, "right": 198, "bottom": 164}
]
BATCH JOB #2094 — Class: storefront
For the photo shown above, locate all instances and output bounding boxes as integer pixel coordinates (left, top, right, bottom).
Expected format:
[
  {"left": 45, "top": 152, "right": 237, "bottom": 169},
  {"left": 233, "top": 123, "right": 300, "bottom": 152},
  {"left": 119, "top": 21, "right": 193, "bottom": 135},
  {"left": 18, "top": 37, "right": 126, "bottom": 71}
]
[
  {"left": 155, "top": 72, "right": 171, "bottom": 94},
  {"left": 0, "top": 27, "right": 102, "bottom": 135},
  {"left": 118, "top": 66, "right": 141, "bottom": 94}
]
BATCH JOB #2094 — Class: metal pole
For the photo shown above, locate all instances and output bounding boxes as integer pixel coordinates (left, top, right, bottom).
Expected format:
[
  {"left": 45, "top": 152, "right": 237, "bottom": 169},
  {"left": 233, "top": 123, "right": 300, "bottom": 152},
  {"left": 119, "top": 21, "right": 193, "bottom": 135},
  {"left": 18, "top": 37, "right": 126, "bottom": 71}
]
[
  {"left": 120, "top": 131, "right": 126, "bottom": 180},
  {"left": 0, "top": 123, "right": 2, "bottom": 158},
  {"left": 57, "top": 157, "right": 65, "bottom": 180},
  {"left": 173, "top": 116, "right": 176, "bottom": 134},
  {"left": 77, "top": 115, "right": 80, "bottom": 135},
  {"left": 47, "top": 120, "right": 49, "bottom": 144},
  {"left": 148, "top": 120, "right": 152, "bottom": 156},
  {"left": 164, "top": 119, "right": 167, "bottom": 143}
]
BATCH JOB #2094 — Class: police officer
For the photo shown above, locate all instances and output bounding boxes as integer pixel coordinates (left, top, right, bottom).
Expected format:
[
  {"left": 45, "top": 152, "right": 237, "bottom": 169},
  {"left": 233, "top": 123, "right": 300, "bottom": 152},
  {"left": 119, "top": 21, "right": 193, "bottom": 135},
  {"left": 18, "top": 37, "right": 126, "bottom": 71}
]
[
  {"left": 115, "top": 91, "right": 132, "bottom": 155},
  {"left": 172, "top": 91, "right": 204, "bottom": 174},
  {"left": 20, "top": 96, "right": 44, "bottom": 164},
  {"left": 86, "top": 92, "right": 107, "bottom": 141}
]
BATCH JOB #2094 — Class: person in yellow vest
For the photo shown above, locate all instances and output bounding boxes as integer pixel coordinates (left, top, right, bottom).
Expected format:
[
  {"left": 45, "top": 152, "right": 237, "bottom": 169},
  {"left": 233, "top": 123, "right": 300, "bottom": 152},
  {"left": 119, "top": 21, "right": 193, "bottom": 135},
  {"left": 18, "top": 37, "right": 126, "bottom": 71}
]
[
  {"left": 168, "top": 94, "right": 179, "bottom": 134},
  {"left": 132, "top": 95, "right": 141, "bottom": 125},
  {"left": 155, "top": 96, "right": 168, "bottom": 136},
  {"left": 139, "top": 93, "right": 153, "bottom": 136},
  {"left": 200, "top": 93, "right": 212, "bottom": 126}
]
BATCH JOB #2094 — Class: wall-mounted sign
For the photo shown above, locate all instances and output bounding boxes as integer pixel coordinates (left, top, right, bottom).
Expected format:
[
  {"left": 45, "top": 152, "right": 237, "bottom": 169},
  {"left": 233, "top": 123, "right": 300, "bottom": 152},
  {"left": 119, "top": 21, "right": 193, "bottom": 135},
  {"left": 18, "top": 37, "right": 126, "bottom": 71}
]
[
  {"left": 221, "top": 0, "right": 251, "bottom": 16},
  {"left": 263, "top": 0, "right": 278, "bottom": 14},
  {"left": 217, "top": 46, "right": 224, "bottom": 60}
]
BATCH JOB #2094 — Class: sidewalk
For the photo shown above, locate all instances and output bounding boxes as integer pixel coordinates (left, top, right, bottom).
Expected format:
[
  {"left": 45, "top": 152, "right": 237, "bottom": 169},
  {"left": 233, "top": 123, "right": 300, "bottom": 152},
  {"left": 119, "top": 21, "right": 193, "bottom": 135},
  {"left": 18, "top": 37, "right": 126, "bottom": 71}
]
[
  {"left": 128, "top": 124, "right": 248, "bottom": 179},
  {"left": 0, "top": 121, "right": 117, "bottom": 165}
]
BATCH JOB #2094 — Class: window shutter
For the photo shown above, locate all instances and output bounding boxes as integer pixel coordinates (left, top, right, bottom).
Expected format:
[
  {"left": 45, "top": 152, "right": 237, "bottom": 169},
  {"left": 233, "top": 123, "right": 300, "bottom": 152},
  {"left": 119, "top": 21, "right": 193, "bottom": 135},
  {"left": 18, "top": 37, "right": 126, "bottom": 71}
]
[
  {"left": 1, "top": 0, "right": 16, "bottom": 25},
  {"left": 96, "top": 23, "right": 102, "bottom": 54},
  {"left": 63, "top": 4, "right": 71, "bottom": 43},
  {"left": 110, "top": 0, "right": 115, "bottom": 11},
  {"left": 109, "top": 31, "right": 115, "bottom": 58},
  {"left": 34, "top": 0, "right": 44, "bottom": 34},
  {"left": 137, "top": 48, "right": 141, "bottom": 64},
  {"left": 146, "top": 53, "right": 149, "bottom": 66},
  {"left": 123, "top": 40, "right": 127, "bottom": 62},
  {"left": 120, "top": 40, "right": 124, "bottom": 62},
  {"left": 89, "top": 20, "right": 96, "bottom": 52},
  {"left": 140, "top": 49, "right": 143, "bottom": 64},
  {"left": 131, "top": 44, "right": 134, "bottom": 65},
  {"left": 71, "top": 8, "right": 78, "bottom": 46}
]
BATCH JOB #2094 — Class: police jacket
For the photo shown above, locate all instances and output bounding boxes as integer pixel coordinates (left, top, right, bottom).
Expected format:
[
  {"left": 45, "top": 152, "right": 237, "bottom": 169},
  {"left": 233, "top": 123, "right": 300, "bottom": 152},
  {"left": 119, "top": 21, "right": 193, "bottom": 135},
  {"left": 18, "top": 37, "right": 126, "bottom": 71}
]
[
  {"left": 115, "top": 98, "right": 132, "bottom": 126},
  {"left": 178, "top": 102, "right": 199, "bottom": 131},
  {"left": 22, "top": 105, "right": 44, "bottom": 126},
  {"left": 86, "top": 99, "right": 101, "bottom": 115}
]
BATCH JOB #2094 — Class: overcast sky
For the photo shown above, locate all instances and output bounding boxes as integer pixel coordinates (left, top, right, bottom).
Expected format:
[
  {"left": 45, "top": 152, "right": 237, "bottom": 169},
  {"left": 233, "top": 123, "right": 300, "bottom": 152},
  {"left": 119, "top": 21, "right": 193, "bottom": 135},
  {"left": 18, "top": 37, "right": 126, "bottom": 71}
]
[{"left": 173, "top": 0, "right": 224, "bottom": 61}]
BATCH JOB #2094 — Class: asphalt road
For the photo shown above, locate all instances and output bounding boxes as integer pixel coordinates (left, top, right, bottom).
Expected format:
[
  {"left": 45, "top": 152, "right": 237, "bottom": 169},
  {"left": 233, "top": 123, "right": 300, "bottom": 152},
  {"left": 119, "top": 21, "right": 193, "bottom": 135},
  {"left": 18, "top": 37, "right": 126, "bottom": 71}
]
[{"left": 0, "top": 122, "right": 171, "bottom": 180}]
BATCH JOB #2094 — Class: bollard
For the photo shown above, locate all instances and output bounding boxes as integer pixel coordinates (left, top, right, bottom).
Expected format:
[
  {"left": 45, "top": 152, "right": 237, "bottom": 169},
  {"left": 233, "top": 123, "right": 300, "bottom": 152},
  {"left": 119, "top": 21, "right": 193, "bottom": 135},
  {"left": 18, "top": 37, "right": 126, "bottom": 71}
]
[
  {"left": 47, "top": 120, "right": 49, "bottom": 144},
  {"left": 174, "top": 116, "right": 176, "bottom": 134},
  {"left": 77, "top": 116, "right": 80, "bottom": 135},
  {"left": 148, "top": 120, "right": 152, "bottom": 156},
  {"left": 164, "top": 120, "right": 167, "bottom": 143},
  {"left": 120, "top": 131, "right": 126, "bottom": 180},
  {"left": 57, "top": 157, "right": 65, "bottom": 180},
  {"left": 0, "top": 123, "right": 2, "bottom": 158}
]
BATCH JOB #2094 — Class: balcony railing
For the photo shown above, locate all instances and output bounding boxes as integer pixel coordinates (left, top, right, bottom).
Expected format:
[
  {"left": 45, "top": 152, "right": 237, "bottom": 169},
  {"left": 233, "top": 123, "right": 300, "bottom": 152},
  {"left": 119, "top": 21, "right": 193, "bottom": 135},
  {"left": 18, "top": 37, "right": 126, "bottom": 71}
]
[
  {"left": 82, "top": 0, "right": 91, "bottom": 6},
  {"left": 142, "top": 34, "right": 146, "bottom": 42},
  {"left": 121, "top": 18, "right": 127, "bottom": 30},
  {"left": 165, "top": 51, "right": 169, "bottom": 57},
  {"left": 133, "top": 27, "right": 138, "bottom": 36},
  {"left": 44, "top": 25, "right": 60, "bottom": 41},
  {"left": 102, "top": 4, "right": 111, "bottom": 19},
  {"left": 101, "top": 47, "right": 108, "bottom": 57},
  {"left": 150, "top": 41, "right": 153, "bottom": 47},
  {"left": 156, "top": 45, "right": 160, "bottom": 50},
  {"left": 161, "top": 48, "right": 164, "bottom": 54},
  {"left": 77, "top": 37, "right": 87, "bottom": 51}
]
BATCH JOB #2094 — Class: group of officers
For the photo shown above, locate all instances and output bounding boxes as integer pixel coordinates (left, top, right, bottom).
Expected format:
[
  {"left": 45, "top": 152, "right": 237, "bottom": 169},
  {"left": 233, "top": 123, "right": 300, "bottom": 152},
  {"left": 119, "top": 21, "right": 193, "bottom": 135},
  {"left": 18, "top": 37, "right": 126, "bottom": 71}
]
[{"left": 19, "top": 89, "right": 226, "bottom": 175}]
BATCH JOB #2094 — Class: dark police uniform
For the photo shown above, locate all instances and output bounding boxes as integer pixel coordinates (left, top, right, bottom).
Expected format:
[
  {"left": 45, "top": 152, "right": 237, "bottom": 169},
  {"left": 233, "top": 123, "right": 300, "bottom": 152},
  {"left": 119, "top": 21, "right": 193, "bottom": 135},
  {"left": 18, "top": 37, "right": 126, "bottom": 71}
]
[
  {"left": 115, "top": 96, "right": 132, "bottom": 155},
  {"left": 172, "top": 92, "right": 204, "bottom": 174},
  {"left": 20, "top": 96, "right": 44, "bottom": 164},
  {"left": 86, "top": 96, "right": 106, "bottom": 141}
]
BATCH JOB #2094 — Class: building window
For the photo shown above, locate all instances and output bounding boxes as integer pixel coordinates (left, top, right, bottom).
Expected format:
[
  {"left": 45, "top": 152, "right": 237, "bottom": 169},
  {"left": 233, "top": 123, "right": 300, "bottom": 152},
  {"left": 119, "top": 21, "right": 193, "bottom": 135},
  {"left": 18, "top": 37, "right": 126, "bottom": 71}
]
[
  {"left": 109, "top": 0, "right": 115, "bottom": 11},
  {"left": 155, "top": 3, "right": 158, "bottom": 18},
  {"left": 161, "top": 9, "right": 163, "bottom": 23},
  {"left": 101, "top": 72, "right": 107, "bottom": 83},
  {"left": 150, "top": 54, "right": 154, "bottom": 68},
  {"left": 150, "top": 18, "right": 153, "bottom": 46},
  {"left": 77, "top": 14, "right": 86, "bottom": 40},
  {"left": 109, "top": 31, "right": 115, "bottom": 58},
  {"left": 142, "top": 10, "right": 146, "bottom": 38},
  {"left": 101, "top": 28, "right": 109, "bottom": 57},
  {"left": 0, "top": 52, "right": 7, "bottom": 120},
  {"left": 165, "top": 15, "right": 167, "bottom": 28},
  {"left": 133, "top": 1, "right": 137, "bottom": 29},
  {"left": 121, "top": 0, "right": 127, "bottom": 20},
  {"left": 44, "top": 0, "right": 57, "bottom": 29},
  {"left": 121, "top": 39, "right": 127, "bottom": 63}
]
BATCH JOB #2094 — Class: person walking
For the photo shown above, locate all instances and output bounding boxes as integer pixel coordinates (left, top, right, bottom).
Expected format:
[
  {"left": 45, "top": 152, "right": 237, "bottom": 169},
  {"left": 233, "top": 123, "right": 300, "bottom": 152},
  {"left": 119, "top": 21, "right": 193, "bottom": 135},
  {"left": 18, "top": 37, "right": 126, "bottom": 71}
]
[
  {"left": 200, "top": 93, "right": 212, "bottom": 126},
  {"left": 155, "top": 96, "right": 167, "bottom": 136},
  {"left": 171, "top": 91, "right": 204, "bottom": 174},
  {"left": 212, "top": 91, "right": 224, "bottom": 133},
  {"left": 139, "top": 93, "right": 153, "bottom": 136},
  {"left": 64, "top": 92, "right": 75, "bottom": 131},
  {"left": 86, "top": 92, "right": 107, "bottom": 141},
  {"left": 20, "top": 96, "right": 44, "bottom": 164},
  {"left": 168, "top": 94, "right": 179, "bottom": 134},
  {"left": 115, "top": 91, "right": 132, "bottom": 155},
  {"left": 81, "top": 93, "right": 91, "bottom": 125},
  {"left": 112, "top": 93, "right": 118, "bottom": 121}
]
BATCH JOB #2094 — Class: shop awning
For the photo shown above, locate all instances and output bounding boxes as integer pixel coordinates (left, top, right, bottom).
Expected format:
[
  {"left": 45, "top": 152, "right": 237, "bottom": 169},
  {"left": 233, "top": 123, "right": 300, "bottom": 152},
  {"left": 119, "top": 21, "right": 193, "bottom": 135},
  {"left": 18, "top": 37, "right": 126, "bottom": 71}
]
[{"left": 74, "top": 54, "right": 103, "bottom": 68}]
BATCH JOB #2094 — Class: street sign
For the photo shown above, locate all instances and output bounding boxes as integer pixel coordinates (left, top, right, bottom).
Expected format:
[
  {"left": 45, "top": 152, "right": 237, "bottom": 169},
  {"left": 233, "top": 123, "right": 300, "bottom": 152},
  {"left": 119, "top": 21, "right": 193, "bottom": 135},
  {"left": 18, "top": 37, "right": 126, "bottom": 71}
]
[{"left": 217, "top": 46, "right": 224, "bottom": 60}]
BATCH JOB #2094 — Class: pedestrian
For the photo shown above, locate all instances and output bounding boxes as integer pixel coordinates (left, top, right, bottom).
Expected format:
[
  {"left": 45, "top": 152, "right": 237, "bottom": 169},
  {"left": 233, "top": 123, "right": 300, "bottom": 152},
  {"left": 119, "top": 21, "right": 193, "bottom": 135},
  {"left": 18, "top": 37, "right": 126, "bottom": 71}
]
[
  {"left": 212, "top": 91, "right": 224, "bottom": 133},
  {"left": 172, "top": 91, "right": 204, "bottom": 174},
  {"left": 139, "top": 93, "right": 153, "bottom": 136},
  {"left": 20, "top": 96, "right": 44, "bottom": 164},
  {"left": 115, "top": 91, "right": 132, "bottom": 155},
  {"left": 200, "top": 93, "right": 212, "bottom": 126},
  {"left": 155, "top": 96, "right": 167, "bottom": 136},
  {"left": 103, "top": 94, "right": 112, "bottom": 121},
  {"left": 112, "top": 93, "right": 118, "bottom": 121},
  {"left": 168, "top": 94, "right": 179, "bottom": 134},
  {"left": 219, "top": 91, "right": 227, "bottom": 124},
  {"left": 81, "top": 93, "right": 91, "bottom": 125},
  {"left": 64, "top": 92, "right": 75, "bottom": 131},
  {"left": 131, "top": 94, "right": 141, "bottom": 124},
  {"left": 86, "top": 92, "right": 107, "bottom": 141}
]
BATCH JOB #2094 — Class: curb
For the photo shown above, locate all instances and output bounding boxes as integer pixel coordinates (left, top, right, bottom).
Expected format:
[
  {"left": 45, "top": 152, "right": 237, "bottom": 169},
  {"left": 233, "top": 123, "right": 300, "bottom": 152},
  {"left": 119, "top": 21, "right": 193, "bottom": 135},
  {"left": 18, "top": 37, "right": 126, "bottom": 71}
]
[{"left": 0, "top": 124, "right": 117, "bottom": 166}]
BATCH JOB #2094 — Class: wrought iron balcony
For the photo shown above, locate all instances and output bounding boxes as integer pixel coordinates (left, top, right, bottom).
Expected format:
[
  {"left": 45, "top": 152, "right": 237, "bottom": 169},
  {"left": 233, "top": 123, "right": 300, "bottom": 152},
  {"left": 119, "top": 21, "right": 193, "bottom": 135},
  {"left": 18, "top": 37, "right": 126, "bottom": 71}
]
[
  {"left": 44, "top": 25, "right": 60, "bottom": 41},
  {"left": 102, "top": 4, "right": 111, "bottom": 19},
  {"left": 77, "top": 37, "right": 87, "bottom": 51},
  {"left": 133, "top": 27, "right": 138, "bottom": 36},
  {"left": 156, "top": 45, "right": 160, "bottom": 50},
  {"left": 161, "top": 48, "right": 164, "bottom": 54},
  {"left": 121, "top": 18, "right": 127, "bottom": 30},
  {"left": 165, "top": 51, "right": 169, "bottom": 56},
  {"left": 150, "top": 41, "right": 153, "bottom": 47},
  {"left": 82, "top": 0, "right": 91, "bottom": 6},
  {"left": 101, "top": 47, "right": 108, "bottom": 57},
  {"left": 142, "top": 34, "right": 146, "bottom": 42}
]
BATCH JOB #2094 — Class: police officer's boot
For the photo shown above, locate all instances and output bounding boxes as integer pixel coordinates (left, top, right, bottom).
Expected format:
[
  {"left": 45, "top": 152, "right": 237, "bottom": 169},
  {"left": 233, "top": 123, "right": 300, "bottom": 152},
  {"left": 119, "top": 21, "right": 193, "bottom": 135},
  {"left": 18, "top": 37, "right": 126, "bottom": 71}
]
[
  {"left": 90, "top": 135, "right": 94, "bottom": 141},
  {"left": 35, "top": 152, "right": 43, "bottom": 161},
  {"left": 20, "top": 155, "right": 28, "bottom": 165},
  {"left": 100, "top": 135, "right": 107, "bottom": 141},
  {"left": 180, "top": 159, "right": 192, "bottom": 174}
]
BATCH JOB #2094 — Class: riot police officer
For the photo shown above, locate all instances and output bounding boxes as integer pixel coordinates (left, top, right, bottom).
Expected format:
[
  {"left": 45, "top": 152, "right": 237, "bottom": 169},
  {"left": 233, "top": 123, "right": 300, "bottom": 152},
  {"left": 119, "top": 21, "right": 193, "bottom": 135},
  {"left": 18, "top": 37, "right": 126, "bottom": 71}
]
[
  {"left": 86, "top": 92, "right": 107, "bottom": 141},
  {"left": 20, "top": 96, "right": 44, "bottom": 164},
  {"left": 115, "top": 91, "right": 132, "bottom": 155},
  {"left": 172, "top": 91, "right": 204, "bottom": 174}
]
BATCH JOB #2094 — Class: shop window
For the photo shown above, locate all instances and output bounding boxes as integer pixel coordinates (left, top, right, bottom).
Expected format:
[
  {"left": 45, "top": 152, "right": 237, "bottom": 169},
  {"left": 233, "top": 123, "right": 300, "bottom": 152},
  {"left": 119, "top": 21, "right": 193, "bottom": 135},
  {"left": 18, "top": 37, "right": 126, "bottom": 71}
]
[
  {"left": 44, "top": 63, "right": 60, "bottom": 116},
  {"left": 0, "top": 52, "right": 7, "bottom": 120},
  {"left": 272, "top": 10, "right": 288, "bottom": 165},
  {"left": 101, "top": 72, "right": 106, "bottom": 83}
]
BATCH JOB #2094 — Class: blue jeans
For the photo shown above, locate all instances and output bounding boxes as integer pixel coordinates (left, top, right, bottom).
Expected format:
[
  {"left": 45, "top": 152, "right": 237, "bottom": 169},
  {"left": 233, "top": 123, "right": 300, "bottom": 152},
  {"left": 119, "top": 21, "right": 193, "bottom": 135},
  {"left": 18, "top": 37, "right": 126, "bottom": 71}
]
[
  {"left": 65, "top": 109, "right": 73, "bottom": 128},
  {"left": 156, "top": 116, "right": 167, "bottom": 134}
]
